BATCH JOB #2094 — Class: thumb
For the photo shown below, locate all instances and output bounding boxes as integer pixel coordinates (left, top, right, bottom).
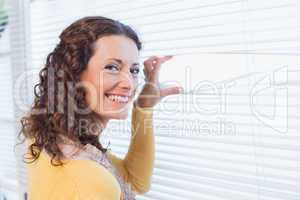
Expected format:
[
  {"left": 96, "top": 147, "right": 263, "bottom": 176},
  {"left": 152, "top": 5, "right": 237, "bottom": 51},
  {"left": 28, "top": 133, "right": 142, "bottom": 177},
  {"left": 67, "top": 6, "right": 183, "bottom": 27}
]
[{"left": 160, "top": 86, "right": 183, "bottom": 98}]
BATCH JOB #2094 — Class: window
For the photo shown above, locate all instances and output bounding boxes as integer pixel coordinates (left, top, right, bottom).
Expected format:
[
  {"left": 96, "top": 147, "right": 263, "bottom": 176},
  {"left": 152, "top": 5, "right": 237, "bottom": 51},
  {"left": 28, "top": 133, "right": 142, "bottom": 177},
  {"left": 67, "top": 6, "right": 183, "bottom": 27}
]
[{"left": 8, "top": 0, "right": 300, "bottom": 199}]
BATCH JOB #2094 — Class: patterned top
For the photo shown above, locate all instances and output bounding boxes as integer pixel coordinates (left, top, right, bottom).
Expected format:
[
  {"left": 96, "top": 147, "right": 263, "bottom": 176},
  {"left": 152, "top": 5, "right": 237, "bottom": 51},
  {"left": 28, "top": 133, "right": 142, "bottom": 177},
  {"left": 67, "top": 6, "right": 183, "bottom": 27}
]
[{"left": 59, "top": 142, "right": 136, "bottom": 200}]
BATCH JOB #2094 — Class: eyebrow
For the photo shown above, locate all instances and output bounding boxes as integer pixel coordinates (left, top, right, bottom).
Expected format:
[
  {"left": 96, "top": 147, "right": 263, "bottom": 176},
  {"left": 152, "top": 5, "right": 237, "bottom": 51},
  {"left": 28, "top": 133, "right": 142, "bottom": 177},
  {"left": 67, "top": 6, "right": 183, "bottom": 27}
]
[{"left": 107, "top": 58, "right": 140, "bottom": 67}]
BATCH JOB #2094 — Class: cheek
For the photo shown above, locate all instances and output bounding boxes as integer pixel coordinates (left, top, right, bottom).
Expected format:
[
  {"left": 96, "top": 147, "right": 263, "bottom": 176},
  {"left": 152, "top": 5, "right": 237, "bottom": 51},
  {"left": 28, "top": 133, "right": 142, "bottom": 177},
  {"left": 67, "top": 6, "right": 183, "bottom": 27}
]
[
  {"left": 83, "top": 73, "right": 117, "bottom": 107},
  {"left": 93, "top": 73, "right": 118, "bottom": 94}
]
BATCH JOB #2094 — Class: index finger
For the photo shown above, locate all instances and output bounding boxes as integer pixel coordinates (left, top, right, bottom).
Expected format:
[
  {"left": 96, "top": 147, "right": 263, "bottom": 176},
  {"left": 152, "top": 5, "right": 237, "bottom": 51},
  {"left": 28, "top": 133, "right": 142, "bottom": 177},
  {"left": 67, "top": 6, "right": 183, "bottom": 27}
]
[{"left": 156, "top": 55, "right": 173, "bottom": 65}]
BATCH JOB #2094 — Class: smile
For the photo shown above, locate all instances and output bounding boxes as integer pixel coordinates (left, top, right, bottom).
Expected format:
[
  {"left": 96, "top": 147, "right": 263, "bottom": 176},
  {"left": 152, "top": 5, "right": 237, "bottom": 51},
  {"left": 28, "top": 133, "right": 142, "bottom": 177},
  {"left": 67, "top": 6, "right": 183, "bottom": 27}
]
[{"left": 105, "top": 94, "right": 129, "bottom": 103}]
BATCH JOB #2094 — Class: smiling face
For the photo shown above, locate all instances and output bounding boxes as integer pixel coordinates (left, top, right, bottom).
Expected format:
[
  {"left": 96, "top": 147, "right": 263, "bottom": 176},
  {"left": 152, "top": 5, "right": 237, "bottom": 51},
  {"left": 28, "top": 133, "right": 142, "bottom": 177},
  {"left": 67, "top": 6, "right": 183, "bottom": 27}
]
[{"left": 80, "top": 35, "right": 140, "bottom": 123}]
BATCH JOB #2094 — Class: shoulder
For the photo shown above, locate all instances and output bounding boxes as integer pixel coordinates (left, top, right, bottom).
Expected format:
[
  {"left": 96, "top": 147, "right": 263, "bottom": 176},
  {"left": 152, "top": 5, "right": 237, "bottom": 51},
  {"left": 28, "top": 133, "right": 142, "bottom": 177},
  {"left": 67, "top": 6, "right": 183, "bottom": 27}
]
[{"left": 27, "top": 147, "right": 121, "bottom": 200}]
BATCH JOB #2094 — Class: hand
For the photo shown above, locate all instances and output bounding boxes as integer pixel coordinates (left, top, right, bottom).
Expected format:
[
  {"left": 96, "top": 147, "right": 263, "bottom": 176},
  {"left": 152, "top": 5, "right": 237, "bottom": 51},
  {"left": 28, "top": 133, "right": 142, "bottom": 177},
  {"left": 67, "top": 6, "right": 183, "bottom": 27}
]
[{"left": 135, "top": 55, "right": 183, "bottom": 108}]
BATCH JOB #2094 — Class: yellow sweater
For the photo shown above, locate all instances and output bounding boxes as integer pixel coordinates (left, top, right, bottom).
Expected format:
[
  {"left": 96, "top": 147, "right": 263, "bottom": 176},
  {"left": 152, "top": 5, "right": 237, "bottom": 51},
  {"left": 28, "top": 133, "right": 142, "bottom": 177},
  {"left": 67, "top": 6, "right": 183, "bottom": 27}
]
[{"left": 25, "top": 105, "right": 154, "bottom": 200}]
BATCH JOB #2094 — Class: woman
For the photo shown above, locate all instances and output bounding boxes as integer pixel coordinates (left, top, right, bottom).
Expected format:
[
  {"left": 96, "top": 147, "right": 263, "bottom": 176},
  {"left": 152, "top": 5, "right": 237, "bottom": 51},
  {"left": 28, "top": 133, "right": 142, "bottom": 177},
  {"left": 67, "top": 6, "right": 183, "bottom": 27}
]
[{"left": 19, "top": 16, "right": 182, "bottom": 200}]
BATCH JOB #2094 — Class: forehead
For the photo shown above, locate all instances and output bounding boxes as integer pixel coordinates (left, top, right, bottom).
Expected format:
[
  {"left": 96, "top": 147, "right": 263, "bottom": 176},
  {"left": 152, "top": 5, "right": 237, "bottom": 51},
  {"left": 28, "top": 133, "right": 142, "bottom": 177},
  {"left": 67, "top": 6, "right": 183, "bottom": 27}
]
[{"left": 93, "top": 35, "right": 139, "bottom": 64}]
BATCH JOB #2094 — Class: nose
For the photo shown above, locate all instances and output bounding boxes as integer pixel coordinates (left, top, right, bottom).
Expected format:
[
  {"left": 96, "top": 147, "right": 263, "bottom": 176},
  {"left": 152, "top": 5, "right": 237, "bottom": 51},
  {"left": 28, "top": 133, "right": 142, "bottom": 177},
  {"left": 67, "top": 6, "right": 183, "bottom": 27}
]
[{"left": 118, "top": 71, "right": 135, "bottom": 93}]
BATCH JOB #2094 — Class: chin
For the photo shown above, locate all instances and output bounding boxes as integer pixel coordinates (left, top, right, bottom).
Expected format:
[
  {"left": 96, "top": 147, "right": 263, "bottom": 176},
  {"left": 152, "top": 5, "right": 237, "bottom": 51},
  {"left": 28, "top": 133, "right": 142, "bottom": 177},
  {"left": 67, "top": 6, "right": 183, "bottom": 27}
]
[
  {"left": 111, "top": 112, "right": 129, "bottom": 120},
  {"left": 101, "top": 109, "right": 129, "bottom": 120},
  {"left": 115, "top": 114, "right": 129, "bottom": 120}
]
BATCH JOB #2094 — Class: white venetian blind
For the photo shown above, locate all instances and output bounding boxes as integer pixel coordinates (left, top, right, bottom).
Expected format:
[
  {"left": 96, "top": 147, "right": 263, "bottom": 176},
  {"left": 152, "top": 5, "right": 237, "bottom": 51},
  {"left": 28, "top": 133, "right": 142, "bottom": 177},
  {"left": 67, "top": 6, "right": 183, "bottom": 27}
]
[
  {"left": 0, "top": 0, "right": 28, "bottom": 200},
  {"left": 3, "top": 0, "right": 32, "bottom": 199},
  {"left": 20, "top": 0, "right": 300, "bottom": 199}
]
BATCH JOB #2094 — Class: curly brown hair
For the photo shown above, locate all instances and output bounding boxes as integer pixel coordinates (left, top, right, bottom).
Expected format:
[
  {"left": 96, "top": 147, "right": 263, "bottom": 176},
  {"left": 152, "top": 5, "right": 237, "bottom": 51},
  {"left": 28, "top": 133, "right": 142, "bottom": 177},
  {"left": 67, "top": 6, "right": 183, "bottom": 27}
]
[{"left": 18, "top": 16, "right": 142, "bottom": 166}]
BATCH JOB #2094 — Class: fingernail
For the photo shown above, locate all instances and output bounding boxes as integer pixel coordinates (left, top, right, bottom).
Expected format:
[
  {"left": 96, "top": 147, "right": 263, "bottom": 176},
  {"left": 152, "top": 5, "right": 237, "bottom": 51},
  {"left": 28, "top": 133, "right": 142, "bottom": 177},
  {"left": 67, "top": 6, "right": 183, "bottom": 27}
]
[{"left": 178, "top": 87, "right": 184, "bottom": 93}]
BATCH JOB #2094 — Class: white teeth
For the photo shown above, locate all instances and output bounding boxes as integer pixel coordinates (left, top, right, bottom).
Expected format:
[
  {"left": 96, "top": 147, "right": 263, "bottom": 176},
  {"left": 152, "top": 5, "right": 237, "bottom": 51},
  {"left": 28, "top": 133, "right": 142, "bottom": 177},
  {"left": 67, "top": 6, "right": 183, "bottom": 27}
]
[{"left": 107, "top": 95, "right": 129, "bottom": 103}]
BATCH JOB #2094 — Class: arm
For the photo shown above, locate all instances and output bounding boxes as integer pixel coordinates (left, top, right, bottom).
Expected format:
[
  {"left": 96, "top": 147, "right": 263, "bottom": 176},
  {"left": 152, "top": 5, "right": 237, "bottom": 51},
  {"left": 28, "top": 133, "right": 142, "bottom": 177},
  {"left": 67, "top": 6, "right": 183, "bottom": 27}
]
[
  {"left": 106, "top": 55, "right": 182, "bottom": 194},
  {"left": 106, "top": 102, "right": 154, "bottom": 194}
]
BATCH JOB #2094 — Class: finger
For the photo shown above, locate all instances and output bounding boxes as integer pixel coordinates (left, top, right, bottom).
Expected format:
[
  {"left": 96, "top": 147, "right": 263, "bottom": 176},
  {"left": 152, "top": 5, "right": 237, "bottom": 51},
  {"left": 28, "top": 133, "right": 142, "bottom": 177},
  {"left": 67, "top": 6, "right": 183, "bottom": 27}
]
[
  {"left": 144, "top": 56, "right": 159, "bottom": 63},
  {"left": 149, "top": 55, "right": 173, "bottom": 83},
  {"left": 160, "top": 55, "right": 173, "bottom": 64},
  {"left": 143, "top": 56, "right": 159, "bottom": 71},
  {"left": 144, "top": 55, "right": 173, "bottom": 72},
  {"left": 144, "top": 56, "right": 161, "bottom": 82},
  {"left": 143, "top": 55, "right": 173, "bottom": 83},
  {"left": 153, "top": 55, "right": 173, "bottom": 67},
  {"left": 160, "top": 86, "right": 183, "bottom": 98},
  {"left": 143, "top": 57, "right": 155, "bottom": 81},
  {"left": 143, "top": 66, "right": 155, "bottom": 82},
  {"left": 145, "top": 55, "right": 172, "bottom": 67}
]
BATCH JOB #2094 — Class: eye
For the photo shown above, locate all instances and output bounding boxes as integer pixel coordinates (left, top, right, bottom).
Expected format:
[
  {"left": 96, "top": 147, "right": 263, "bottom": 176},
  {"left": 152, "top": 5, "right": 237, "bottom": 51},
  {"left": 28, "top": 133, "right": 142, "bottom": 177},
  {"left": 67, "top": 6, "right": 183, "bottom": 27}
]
[
  {"left": 104, "top": 64, "right": 120, "bottom": 72},
  {"left": 130, "top": 67, "right": 140, "bottom": 75}
]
